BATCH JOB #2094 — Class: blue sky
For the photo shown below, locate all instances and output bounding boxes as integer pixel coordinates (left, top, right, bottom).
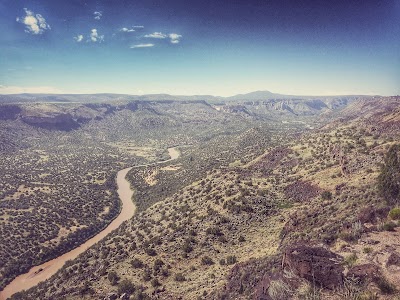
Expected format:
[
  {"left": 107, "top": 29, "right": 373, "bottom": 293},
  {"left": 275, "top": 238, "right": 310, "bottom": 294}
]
[{"left": 0, "top": 0, "right": 399, "bottom": 96}]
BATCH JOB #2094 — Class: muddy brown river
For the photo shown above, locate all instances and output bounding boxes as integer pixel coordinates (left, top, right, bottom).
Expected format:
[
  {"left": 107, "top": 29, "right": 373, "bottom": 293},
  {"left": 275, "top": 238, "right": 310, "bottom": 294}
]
[{"left": 0, "top": 147, "right": 180, "bottom": 300}]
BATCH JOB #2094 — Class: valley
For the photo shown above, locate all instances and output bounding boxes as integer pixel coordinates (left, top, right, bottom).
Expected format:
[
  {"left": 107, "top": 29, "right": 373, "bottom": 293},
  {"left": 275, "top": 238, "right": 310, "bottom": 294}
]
[{"left": 0, "top": 94, "right": 399, "bottom": 300}]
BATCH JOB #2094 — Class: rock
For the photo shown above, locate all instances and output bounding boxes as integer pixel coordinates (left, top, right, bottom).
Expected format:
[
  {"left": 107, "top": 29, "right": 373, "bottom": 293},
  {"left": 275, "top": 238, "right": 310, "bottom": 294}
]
[
  {"left": 358, "top": 206, "right": 390, "bottom": 224},
  {"left": 283, "top": 244, "right": 344, "bottom": 289},
  {"left": 386, "top": 252, "right": 400, "bottom": 267},
  {"left": 347, "top": 263, "right": 381, "bottom": 283},
  {"left": 104, "top": 292, "right": 118, "bottom": 300},
  {"left": 120, "top": 293, "right": 129, "bottom": 300}
]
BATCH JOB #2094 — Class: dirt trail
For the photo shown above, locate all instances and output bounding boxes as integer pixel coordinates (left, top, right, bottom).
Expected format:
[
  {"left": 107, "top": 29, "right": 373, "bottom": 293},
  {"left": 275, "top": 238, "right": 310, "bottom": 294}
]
[{"left": 0, "top": 147, "right": 180, "bottom": 300}]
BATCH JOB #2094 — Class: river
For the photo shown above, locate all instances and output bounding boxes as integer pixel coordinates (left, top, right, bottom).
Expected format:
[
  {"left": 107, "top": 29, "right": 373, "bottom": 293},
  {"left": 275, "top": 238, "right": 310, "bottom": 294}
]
[{"left": 0, "top": 147, "right": 180, "bottom": 300}]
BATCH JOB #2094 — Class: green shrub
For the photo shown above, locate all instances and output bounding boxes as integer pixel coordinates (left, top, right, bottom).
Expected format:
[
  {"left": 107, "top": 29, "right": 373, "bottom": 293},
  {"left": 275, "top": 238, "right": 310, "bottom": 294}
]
[
  {"left": 388, "top": 207, "right": 400, "bottom": 220},
  {"left": 383, "top": 221, "right": 397, "bottom": 231},
  {"left": 321, "top": 191, "right": 332, "bottom": 200},
  {"left": 363, "top": 247, "right": 373, "bottom": 254},
  {"left": 344, "top": 253, "right": 358, "bottom": 267},
  {"left": 377, "top": 145, "right": 400, "bottom": 205}
]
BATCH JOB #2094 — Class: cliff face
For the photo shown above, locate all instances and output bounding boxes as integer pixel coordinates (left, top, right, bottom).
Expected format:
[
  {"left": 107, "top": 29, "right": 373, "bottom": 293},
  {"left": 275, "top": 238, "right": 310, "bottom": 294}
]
[
  {"left": 0, "top": 105, "right": 21, "bottom": 120},
  {"left": 20, "top": 113, "right": 80, "bottom": 131}
]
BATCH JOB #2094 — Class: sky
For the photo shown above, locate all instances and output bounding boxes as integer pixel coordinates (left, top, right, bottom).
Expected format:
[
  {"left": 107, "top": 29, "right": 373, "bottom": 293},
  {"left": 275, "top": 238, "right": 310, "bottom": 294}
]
[{"left": 0, "top": 0, "right": 399, "bottom": 96}]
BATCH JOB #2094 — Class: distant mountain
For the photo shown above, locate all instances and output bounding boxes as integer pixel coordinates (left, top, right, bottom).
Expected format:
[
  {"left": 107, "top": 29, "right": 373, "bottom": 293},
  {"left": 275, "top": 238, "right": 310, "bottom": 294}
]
[
  {"left": 0, "top": 90, "right": 376, "bottom": 104},
  {"left": 226, "top": 90, "right": 291, "bottom": 100},
  {"left": 0, "top": 93, "right": 222, "bottom": 104}
]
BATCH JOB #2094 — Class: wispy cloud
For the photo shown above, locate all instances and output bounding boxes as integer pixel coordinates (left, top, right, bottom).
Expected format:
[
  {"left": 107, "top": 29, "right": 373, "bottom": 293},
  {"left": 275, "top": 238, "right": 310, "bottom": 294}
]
[
  {"left": 169, "top": 33, "right": 182, "bottom": 44},
  {"left": 94, "top": 11, "right": 102, "bottom": 20},
  {"left": 130, "top": 43, "right": 154, "bottom": 48},
  {"left": 16, "top": 8, "right": 51, "bottom": 35},
  {"left": 144, "top": 32, "right": 167, "bottom": 39},
  {"left": 74, "top": 34, "right": 84, "bottom": 42},
  {"left": 89, "top": 29, "right": 104, "bottom": 42},
  {"left": 120, "top": 27, "right": 135, "bottom": 33},
  {"left": 133, "top": 25, "right": 144, "bottom": 29},
  {"left": 144, "top": 32, "right": 182, "bottom": 44}
]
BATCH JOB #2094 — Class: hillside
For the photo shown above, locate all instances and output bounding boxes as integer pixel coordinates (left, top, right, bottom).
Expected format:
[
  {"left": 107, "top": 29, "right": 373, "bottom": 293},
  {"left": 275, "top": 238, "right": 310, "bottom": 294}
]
[{"left": 2, "top": 96, "right": 398, "bottom": 300}]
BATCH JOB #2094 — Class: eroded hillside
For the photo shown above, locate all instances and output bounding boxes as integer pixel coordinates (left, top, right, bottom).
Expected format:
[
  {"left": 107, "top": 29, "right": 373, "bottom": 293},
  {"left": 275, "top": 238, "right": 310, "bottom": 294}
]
[{"left": 5, "top": 96, "right": 399, "bottom": 300}]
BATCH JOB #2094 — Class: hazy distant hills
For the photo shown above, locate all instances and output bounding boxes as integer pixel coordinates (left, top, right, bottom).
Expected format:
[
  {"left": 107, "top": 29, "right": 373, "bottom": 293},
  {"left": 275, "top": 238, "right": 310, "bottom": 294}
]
[
  {"left": 0, "top": 90, "right": 375, "bottom": 104},
  {"left": 0, "top": 91, "right": 380, "bottom": 133}
]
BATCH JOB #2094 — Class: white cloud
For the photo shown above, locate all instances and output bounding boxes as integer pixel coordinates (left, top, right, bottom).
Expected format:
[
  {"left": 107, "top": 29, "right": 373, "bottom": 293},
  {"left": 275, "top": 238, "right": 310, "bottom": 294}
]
[
  {"left": 133, "top": 25, "right": 144, "bottom": 29},
  {"left": 94, "top": 11, "right": 102, "bottom": 20},
  {"left": 0, "top": 85, "right": 63, "bottom": 94},
  {"left": 144, "top": 32, "right": 167, "bottom": 39},
  {"left": 74, "top": 34, "right": 84, "bottom": 42},
  {"left": 130, "top": 43, "right": 154, "bottom": 48},
  {"left": 17, "top": 8, "right": 50, "bottom": 35},
  {"left": 120, "top": 27, "right": 135, "bottom": 33},
  {"left": 169, "top": 33, "right": 182, "bottom": 44},
  {"left": 89, "top": 29, "right": 104, "bottom": 42}
]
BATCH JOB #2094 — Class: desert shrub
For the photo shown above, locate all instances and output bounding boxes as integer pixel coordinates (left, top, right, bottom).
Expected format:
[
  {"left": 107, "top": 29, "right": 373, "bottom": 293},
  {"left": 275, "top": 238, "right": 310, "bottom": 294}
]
[
  {"left": 206, "top": 226, "right": 223, "bottom": 236},
  {"left": 131, "top": 258, "right": 144, "bottom": 268},
  {"left": 151, "top": 278, "right": 161, "bottom": 287},
  {"left": 107, "top": 271, "right": 119, "bottom": 285},
  {"left": 388, "top": 207, "right": 400, "bottom": 220},
  {"left": 363, "top": 247, "right": 373, "bottom": 254},
  {"left": 357, "top": 291, "right": 378, "bottom": 300},
  {"left": 131, "top": 290, "right": 151, "bottom": 300},
  {"left": 145, "top": 247, "right": 157, "bottom": 256},
  {"left": 383, "top": 221, "right": 397, "bottom": 231},
  {"left": 321, "top": 191, "right": 332, "bottom": 200},
  {"left": 268, "top": 279, "right": 293, "bottom": 300},
  {"left": 344, "top": 253, "right": 358, "bottom": 267},
  {"left": 375, "top": 276, "right": 396, "bottom": 294},
  {"left": 142, "top": 269, "right": 152, "bottom": 282},
  {"left": 182, "top": 241, "right": 193, "bottom": 253},
  {"left": 118, "top": 279, "right": 136, "bottom": 295},
  {"left": 201, "top": 256, "right": 214, "bottom": 265},
  {"left": 295, "top": 282, "right": 321, "bottom": 300},
  {"left": 174, "top": 273, "right": 186, "bottom": 282},
  {"left": 226, "top": 255, "right": 237, "bottom": 265}
]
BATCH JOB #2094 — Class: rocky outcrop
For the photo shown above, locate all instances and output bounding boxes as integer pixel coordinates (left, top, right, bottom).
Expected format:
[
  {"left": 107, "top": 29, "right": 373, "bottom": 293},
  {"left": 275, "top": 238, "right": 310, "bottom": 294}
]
[
  {"left": 347, "top": 263, "right": 381, "bottom": 283},
  {"left": 0, "top": 105, "right": 21, "bottom": 120},
  {"left": 21, "top": 113, "right": 80, "bottom": 131},
  {"left": 386, "top": 252, "right": 400, "bottom": 267},
  {"left": 283, "top": 244, "right": 344, "bottom": 289}
]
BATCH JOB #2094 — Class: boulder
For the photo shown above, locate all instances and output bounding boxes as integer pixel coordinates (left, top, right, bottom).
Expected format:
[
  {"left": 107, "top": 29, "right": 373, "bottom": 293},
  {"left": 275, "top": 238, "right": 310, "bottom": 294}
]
[
  {"left": 386, "top": 252, "right": 400, "bottom": 267},
  {"left": 347, "top": 263, "right": 381, "bottom": 283},
  {"left": 283, "top": 244, "right": 344, "bottom": 289}
]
